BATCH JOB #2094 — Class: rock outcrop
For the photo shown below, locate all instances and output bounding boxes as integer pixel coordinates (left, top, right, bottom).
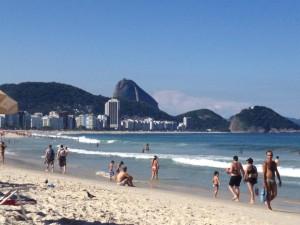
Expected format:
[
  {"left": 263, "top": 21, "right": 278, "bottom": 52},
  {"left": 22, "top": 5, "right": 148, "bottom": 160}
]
[
  {"left": 113, "top": 79, "right": 158, "bottom": 109},
  {"left": 229, "top": 106, "right": 300, "bottom": 132}
]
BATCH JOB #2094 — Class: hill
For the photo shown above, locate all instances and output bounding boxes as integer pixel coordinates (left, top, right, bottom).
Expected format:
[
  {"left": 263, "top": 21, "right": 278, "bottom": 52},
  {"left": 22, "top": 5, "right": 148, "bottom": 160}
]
[
  {"left": 113, "top": 79, "right": 159, "bottom": 109},
  {"left": 0, "top": 82, "right": 173, "bottom": 120},
  {"left": 175, "top": 109, "right": 229, "bottom": 131},
  {"left": 229, "top": 106, "right": 300, "bottom": 132}
]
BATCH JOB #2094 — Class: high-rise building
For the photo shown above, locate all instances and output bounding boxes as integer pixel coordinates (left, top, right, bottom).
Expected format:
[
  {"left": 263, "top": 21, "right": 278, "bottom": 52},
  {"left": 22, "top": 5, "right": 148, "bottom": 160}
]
[{"left": 105, "top": 98, "right": 120, "bottom": 130}]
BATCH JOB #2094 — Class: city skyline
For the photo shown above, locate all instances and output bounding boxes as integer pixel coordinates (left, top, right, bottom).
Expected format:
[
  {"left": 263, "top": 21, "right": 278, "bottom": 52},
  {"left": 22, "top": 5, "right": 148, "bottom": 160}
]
[{"left": 1, "top": 1, "right": 300, "bottom": 118}]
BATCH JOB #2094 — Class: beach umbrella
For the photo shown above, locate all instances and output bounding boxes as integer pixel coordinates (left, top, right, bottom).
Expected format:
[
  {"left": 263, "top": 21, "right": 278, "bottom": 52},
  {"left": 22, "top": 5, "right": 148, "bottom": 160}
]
[{"left": 0, "top": 90, "right": 18, "bottom": 115}]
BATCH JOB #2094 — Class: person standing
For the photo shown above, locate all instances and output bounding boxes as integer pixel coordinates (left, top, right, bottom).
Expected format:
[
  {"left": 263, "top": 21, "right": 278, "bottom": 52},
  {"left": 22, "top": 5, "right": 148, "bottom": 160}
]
[
  {"left": 108, "top": 160, "right": 115, "bottom": 181},
  {"left": 263, "top": 150, "right": 282, "bottom": 210},
  {"left": 44, "top": 144, "right": 55, "bottom": 172},
  {"left": 275, "top": 156, "right": 280, "bottom": 167},
  {"left": 226, "top": 155, "right": 245, "bottom": 201},
  {"left": 0, "top": 141, "right": 7, "bottom": 165},
  {"left": 57, "top": 145, "right": 68, "bottom": 174},
  {"left": 212, "top": 171, "right": 220, "bottom": 198},
  {"left": 151, "top": 155, "right": 159, "bottom": 180},
  {"left": 244, "top": 158, "right": 258, "bottom": 204}
]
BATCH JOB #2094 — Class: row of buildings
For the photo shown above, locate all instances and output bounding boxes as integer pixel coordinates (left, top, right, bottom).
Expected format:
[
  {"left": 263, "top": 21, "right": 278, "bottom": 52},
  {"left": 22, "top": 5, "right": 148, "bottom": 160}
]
[{"left": 0, "top": 99, "right": 192, "bottom": 131}]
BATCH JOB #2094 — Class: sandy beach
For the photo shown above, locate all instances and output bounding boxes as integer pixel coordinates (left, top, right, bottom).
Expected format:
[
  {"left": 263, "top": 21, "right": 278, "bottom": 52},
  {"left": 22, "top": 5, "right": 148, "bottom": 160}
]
[{"left": 0, "top": 166, "right": 299, "bottom": 225}]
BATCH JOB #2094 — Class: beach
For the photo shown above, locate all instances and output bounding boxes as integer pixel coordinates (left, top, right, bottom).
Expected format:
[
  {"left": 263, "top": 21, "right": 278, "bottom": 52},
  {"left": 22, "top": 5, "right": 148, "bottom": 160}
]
[{"left": 0, "top": 165, "right": 299, "bottom": 225}]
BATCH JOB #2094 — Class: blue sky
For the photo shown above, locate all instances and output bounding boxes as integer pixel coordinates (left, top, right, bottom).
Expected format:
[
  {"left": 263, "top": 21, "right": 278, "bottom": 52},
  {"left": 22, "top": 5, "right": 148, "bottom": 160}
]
[{"left": 0, "top": 1, "right": 299, "bottom": 118}]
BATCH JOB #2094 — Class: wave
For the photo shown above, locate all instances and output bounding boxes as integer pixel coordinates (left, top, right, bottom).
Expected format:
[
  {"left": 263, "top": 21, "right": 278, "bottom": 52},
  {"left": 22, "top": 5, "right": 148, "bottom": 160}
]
[
  {"left": 67, "top": 148, "right": 300, "bottom": 178},
  {"left": 32, "top": 133, "right": 100, "bottom": 144}
]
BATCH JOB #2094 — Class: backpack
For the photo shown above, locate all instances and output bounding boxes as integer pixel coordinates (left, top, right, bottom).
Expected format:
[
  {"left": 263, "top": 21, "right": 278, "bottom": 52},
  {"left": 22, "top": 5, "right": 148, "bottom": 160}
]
[{"left": 248, "top": 165, "right": 258, "bottom": 179}]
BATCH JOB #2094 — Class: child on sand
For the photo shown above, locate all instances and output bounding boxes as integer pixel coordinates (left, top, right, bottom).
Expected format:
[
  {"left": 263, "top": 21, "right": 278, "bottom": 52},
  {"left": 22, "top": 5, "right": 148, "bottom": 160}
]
[
  {"left": 108, "top": 160, "right": 115, "bottom": 181},
  {"left": 212, "top": 171, "right": 220, "bottom": 198}
]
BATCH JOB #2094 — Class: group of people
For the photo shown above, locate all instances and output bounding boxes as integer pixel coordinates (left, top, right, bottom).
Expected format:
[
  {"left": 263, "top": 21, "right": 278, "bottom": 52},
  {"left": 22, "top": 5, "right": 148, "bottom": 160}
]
[
  {"left": 212, "top": 150, "right": 281, "bottom": 210},
  {"left": 44, "top": 144, "right": 69, "bottom": 174},
  {"left": 108, "top": 160, "right": 135, "bottom": 186},
  {"left": 107, "top": 155, "right": 160, "bottom": 187}
]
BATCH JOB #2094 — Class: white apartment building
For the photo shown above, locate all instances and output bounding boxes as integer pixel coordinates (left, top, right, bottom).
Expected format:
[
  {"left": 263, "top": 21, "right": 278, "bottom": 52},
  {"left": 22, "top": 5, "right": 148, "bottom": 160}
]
[
  {"left": 105, "top": 99, "right": 120, "bottom": 130},
  {"left": 97, "top": 115, "right": 109, "bottom": 129},
  {"left": 31, "top": 114, "right": 43, "bottom": 129},
  {"left": 75, "top": 114, "right": 87, "bottom": 128},
  {"left": 86, "top": 114, "right": 97, "bottom": 130}
]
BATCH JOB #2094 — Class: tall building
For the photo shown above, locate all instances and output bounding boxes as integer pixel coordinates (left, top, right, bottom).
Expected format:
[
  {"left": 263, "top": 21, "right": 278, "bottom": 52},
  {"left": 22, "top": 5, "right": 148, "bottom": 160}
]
[{"left": 105, "top": 98, "right": 120, "bottom": 130}]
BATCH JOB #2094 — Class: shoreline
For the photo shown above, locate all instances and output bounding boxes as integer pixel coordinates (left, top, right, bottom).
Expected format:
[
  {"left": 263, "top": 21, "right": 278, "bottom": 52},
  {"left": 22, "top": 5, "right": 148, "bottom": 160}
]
[
  {"left": 0, "top": 165, "right": 299, "bottom": 225},
  {"left": 5, "top": 155, "right": 300, "bottom": 215}
]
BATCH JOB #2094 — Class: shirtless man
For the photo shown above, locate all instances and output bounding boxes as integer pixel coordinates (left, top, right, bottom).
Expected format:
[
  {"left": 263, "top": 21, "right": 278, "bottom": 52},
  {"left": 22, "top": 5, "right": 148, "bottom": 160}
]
[
  {"left": 0, "top": 141, "right": 7, "bottom": 164},
  {"left": 226, "top": 155, "right": 245, "bottom": 201},
  {"left": 116, "top": 167, "right": 135, "bottom": 187},
  {"left": 263, "top": 150, "right": 281, "bottom": 210}
]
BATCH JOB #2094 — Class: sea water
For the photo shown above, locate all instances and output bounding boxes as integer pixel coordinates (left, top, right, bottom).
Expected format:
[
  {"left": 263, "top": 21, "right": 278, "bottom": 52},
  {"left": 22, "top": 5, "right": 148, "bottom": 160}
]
[{"left": 4, "top": 132, "right": 300, "bottom": 209}]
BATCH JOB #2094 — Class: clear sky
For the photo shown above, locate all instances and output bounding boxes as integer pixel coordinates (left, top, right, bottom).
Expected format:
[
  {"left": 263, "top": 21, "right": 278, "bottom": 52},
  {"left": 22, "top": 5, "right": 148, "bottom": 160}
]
[{"left": 1, "top": 1, "right": 299, "bottom": 118}]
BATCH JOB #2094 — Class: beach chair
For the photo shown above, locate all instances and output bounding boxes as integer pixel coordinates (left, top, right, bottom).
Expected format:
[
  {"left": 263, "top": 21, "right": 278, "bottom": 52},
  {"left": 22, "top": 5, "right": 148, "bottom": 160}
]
[{"left": 0, "top": 187, "right": 37, "bottom": 221}]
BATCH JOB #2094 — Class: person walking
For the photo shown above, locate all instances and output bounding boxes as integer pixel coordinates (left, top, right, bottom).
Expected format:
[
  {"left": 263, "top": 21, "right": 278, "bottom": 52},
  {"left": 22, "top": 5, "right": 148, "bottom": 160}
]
[
  {"left": 244, "top": 158, "right": 258, "bottom": 204},
  {"left": 226, "top": 155, "right": 245, "bottom": 201},
  {"left": 263, "top": 150, "right": 282, "bottom": 210},
  {"left": 44, "top": 144, "right": 55, "bottom": 172},
  {"left": 57, "top": 145, "right": 68, "bottom": 174}
]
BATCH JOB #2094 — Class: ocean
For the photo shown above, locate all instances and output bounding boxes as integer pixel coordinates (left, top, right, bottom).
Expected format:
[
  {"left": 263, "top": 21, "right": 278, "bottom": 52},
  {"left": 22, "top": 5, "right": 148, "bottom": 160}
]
[{"left": 4, "top": 132, "right": 300, "bottom": 211}]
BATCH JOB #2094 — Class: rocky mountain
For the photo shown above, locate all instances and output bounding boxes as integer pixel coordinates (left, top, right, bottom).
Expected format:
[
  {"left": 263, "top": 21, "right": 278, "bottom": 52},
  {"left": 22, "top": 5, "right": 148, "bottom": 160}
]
[
  {"left": 175, "top": 109, "right": 229, "bottom": 131},
  {"left": 0, "top": 81, "right": 173, "bottom": 120},
  {"left": 289, "top": 118, "right": 300, "bottom": 126},
  {"left": 113, "top": 79, "right": 158, "bottom": 109},
  {"left": 0, "top": 82, "right": 108, "bottom": 115},
  {"left": 229, "top": 106, "right": 300, "bottom": 132}
]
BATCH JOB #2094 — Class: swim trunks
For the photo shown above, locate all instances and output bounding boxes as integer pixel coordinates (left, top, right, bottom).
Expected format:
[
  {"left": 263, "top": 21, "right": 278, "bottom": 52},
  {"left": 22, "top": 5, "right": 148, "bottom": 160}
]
[{"left": 229, "top": 175, "right": 242, "bottom": 187}]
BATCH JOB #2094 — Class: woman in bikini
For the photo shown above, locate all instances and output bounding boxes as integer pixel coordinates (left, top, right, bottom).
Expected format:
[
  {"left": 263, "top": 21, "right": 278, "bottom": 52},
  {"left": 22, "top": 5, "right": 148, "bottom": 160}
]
[{"left": 151, "top": 155, "right": 159, "bottom": 180}]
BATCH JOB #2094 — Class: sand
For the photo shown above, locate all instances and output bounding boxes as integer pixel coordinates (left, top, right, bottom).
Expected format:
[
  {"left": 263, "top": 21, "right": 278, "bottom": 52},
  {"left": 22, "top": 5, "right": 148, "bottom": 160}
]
[{"left": 0, "top": 166, "right": 299, "bottom": 225}]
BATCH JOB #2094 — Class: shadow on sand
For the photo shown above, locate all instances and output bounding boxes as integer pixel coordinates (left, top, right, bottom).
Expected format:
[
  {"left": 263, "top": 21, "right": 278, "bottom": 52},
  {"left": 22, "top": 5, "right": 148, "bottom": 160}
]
[{"left": 43, "top": 218, "right": 133, "bottom": 225}]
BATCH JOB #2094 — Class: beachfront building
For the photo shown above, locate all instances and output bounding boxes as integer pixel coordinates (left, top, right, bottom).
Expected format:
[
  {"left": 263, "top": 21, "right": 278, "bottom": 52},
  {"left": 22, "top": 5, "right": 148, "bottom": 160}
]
[
  {"left": 5, "top": 113, "right": 19, "bottom": 129},
  {"left": 121, "top": 117, "right": 177, "bottom": 131},
  {"left": 67, "top": 115, "right": 75, "bottom": 130},
  {"left": 97, "top": 115, "right": 109, "bottom": 130},
  {"left": 86, "top": 114, "right": 97, "bottom": 130},
  {"left": 183, "top": 117, "right": 192, "bottom": 129},
  {"left": 75, "top": 114, "right": 87, "bottom": 129},
  {"left": 105, "top": 98, "right": 120, "bottom": 130},
  {"left": 31, "top": 113, "right": 43, "bottom": 129},
  {"left": 42, "top": 113, "right": 64, "bottom": 130},
  {"left": 0, "top": 114, "right": 5, "bottom": 128}
]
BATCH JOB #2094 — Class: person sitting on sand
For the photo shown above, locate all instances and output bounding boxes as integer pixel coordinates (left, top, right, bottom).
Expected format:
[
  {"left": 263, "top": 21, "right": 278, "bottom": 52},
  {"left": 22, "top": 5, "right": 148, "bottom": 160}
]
[
  {"left": 0, "top": 141, "right": 7, "bottom": 165},
  {"left": 226, "top": 155, "right": 245, "bottom": 201},
  {"left": 263, "top": 150, "right": 281, "bottom": 210},
  {"left": 44, "top": 144, "right": 55, "bottom": 173},
  {"left": 116, "top": 166, "right": 135, "bottom": 187},
  {"left": 151, "top": 155, "right": 159, "bottom": 180},
  {"left": 212, "top": 171, "right": 220, "bottom": 198},
  {"left": 57, "top": 145, "right": 68, "bottom": 174}
]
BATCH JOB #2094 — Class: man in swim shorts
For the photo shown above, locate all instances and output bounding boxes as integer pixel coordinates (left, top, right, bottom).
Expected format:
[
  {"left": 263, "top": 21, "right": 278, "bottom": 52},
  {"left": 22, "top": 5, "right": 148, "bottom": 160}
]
[
  {"left": 226, "top": 155, "right": 245, "bottom": 201},
  {"left": 108, "top": 160, "right": 115, "bottom": 181},
  {"left": 263, "top": 150, "right": 281, "bottom": 210}
]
